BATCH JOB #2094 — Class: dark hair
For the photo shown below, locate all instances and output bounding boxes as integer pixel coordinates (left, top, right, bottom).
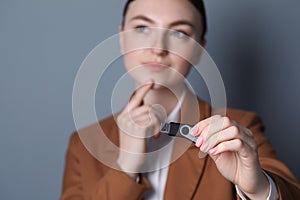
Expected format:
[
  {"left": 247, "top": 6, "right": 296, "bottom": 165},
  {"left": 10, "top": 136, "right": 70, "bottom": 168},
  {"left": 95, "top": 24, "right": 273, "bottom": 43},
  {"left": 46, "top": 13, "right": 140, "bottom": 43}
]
[{"left": 121, "top": 0, "right": 207, "bottom": 41}]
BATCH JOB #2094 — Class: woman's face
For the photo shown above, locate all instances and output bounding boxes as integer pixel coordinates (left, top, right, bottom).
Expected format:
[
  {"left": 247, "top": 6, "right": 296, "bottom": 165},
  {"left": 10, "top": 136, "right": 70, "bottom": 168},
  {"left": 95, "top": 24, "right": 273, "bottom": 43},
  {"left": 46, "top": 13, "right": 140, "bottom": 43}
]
[{"left": 120, "top": 0, "right": 204, "bottom": 89}]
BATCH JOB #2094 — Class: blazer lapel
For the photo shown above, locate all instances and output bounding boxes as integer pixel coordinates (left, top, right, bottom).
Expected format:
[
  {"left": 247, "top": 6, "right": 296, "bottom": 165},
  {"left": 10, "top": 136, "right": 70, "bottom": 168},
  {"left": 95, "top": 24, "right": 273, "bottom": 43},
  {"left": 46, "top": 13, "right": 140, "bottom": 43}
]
[{"left": 164, "top": 92, "right": 211, "bottom": 199}]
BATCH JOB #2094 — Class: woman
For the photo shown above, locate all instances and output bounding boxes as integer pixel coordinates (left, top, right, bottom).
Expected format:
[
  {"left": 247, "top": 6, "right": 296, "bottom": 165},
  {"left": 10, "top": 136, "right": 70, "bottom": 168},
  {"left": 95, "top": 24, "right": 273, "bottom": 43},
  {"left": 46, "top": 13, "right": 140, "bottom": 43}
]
[{"left": 61, "top": 0, "right": 300, "bottom": 199}]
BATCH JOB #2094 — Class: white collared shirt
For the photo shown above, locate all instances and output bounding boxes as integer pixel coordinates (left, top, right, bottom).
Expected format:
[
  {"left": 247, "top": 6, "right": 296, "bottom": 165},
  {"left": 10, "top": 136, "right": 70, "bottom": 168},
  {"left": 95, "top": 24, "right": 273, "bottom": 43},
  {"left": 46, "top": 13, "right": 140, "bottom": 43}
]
[{"left": 143, "top": 90, "right": 186, "bottom": 200}]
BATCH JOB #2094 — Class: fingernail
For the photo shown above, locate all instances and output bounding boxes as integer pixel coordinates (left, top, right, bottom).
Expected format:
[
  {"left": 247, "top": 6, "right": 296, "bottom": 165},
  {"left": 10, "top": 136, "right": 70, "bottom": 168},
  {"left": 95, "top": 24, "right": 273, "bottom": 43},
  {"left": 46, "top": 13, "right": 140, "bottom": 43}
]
[
  {"left": 195, "top": 137, "right": 203, "bottom": 147},
  {"left": 200, "top": 142, "right": 207, "bottom": 152},
  {"left": 146, "top": 79, "right": 154, "bottom": 84},
  {"left": 209, "top": 147, "right": 218, "bottom": 155}
]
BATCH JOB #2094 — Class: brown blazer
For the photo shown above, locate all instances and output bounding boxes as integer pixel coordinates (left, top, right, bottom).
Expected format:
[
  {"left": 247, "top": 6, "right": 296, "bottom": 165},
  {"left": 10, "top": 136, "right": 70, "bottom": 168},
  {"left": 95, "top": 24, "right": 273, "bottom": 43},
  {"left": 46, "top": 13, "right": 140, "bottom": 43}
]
[{"left": 61, "top": 93, "right": 300, "bottom": 199}]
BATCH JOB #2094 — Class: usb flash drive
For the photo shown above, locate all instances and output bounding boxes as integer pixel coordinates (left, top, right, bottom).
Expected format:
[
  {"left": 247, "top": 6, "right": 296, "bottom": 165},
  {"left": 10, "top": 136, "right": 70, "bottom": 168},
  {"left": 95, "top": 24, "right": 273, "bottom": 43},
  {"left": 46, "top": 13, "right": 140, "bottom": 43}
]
[{"left": 160, "top": 122, "right": 198, "bottom": 143}]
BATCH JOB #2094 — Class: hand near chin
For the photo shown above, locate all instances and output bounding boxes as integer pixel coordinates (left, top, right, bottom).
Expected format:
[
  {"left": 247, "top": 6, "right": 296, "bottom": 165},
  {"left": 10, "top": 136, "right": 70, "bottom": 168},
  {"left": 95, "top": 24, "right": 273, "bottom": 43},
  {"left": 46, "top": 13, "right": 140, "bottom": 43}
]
[
  {"left": 116, "top": 81, "right": 165, "bottom": 179},
  {"left": 191, "top": 115, "right": 270, "bottom": 199}
]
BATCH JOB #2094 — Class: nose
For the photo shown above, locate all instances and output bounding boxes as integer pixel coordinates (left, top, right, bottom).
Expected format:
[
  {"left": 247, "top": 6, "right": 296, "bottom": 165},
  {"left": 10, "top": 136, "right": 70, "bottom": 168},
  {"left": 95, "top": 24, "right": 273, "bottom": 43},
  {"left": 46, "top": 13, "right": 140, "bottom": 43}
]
[{"left": 151, "top": 29, "right": 168, "bottom": 56}]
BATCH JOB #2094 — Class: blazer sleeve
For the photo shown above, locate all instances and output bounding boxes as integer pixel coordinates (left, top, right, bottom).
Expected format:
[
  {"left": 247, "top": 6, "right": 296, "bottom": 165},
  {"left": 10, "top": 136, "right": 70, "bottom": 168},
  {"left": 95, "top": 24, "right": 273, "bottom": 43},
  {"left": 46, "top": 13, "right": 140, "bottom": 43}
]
[
  {"left": 240, "top": 111, "right": 300, "bottom": 199},
  {"left": 60, "top": 133, "right": 150, "bottom": 200}
]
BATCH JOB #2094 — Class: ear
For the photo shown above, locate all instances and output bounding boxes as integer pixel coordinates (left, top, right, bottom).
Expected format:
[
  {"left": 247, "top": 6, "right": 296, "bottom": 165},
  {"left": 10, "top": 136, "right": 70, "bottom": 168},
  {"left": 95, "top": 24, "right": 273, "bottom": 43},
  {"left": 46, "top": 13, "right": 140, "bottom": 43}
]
[{"left": 119, "top": 25, "right": 125, "bottom": 54}]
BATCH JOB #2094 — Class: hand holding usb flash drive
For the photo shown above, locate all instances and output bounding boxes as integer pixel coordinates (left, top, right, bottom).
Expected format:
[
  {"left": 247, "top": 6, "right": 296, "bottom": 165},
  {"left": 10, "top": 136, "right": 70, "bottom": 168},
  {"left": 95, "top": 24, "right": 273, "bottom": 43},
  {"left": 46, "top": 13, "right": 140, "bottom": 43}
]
[{"left": 160, "top": 122, "right": 198, "bottom": 143}]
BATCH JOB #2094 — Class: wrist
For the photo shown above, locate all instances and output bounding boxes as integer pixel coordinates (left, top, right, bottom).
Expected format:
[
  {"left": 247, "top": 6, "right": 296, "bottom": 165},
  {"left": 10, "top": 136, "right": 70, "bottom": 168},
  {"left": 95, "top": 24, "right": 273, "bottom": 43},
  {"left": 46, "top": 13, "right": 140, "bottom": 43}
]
[
  {"left": 241, "top": 171, "right": 270, "bottom": 200},
  {"left": 117, "top": 157, "right": 141, "bottom": 179}
]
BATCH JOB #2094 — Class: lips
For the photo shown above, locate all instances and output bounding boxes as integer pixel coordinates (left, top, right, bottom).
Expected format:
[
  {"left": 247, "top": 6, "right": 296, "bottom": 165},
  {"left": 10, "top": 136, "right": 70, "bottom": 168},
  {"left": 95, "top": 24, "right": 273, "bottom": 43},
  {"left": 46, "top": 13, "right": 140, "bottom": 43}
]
[{"left": 142, "top": 62, "right": 168, "bottom": 72}]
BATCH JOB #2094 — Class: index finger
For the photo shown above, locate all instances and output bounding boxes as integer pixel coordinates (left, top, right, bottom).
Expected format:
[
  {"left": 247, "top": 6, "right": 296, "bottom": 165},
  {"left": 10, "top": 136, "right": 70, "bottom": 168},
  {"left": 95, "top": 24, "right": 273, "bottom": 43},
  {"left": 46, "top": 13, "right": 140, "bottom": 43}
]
[
  {"left": 190, "top": 115, "right": 222, "bottom": 136},
  {"left": 127, "top": 81, "right": 154, "bottom": 110}
]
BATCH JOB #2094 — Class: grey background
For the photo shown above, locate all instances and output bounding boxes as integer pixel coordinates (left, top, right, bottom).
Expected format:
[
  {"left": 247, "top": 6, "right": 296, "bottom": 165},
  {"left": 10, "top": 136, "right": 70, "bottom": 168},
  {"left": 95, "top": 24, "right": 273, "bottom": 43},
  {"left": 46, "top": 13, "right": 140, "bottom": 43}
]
[{"left": 1, "top": 0, "right": 299, "bottom": 199}]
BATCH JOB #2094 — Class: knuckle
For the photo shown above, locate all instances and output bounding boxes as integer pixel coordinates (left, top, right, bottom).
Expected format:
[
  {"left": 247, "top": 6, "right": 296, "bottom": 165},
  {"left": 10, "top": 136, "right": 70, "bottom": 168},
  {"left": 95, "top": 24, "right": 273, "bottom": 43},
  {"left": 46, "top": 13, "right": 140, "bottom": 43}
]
[
  {"left": 222, "top": 116, "right": 231, "bottom": 127},
  {"left": 211, "top": 115, "right": 219, "bottom": 122},
  {"left": 216, "top": 132, "right": 223, "bottom": 143},
  {"left": 230, "top": 126, "right": 239, "bottom": 135},
  {"left": 217, "top": 143, "right": 224, "bottom": 151},
  {"left": 214, "top": 114, "right": 222, "bottom": 119},
  {"left": 236, "top": 139, "right": 243, "bottom": 148}
]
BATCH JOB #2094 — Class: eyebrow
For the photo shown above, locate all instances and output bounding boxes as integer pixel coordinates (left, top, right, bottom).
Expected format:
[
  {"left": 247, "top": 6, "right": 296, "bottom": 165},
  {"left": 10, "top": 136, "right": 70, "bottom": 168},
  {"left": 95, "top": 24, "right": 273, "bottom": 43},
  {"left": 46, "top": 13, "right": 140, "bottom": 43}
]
[
  {"left": 130, "top": 15, "right": 155, "bottom": 23},
  {"left": 170, "top": 20, "right": 195, "bottom": 30},
  {"left": 129, "top": 15, "right": 195, "bottom": 29}
]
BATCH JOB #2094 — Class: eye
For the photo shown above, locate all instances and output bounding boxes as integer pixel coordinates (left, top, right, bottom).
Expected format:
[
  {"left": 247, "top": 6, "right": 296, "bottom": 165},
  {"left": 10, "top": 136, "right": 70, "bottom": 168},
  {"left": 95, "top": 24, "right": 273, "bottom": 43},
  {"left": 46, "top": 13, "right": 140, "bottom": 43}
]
[
  {"left": 135, "top": 26, "right": 150, "bottom": 33},
  {"left": 172, "top": 30, "right": 189, "bottom": 39}
]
